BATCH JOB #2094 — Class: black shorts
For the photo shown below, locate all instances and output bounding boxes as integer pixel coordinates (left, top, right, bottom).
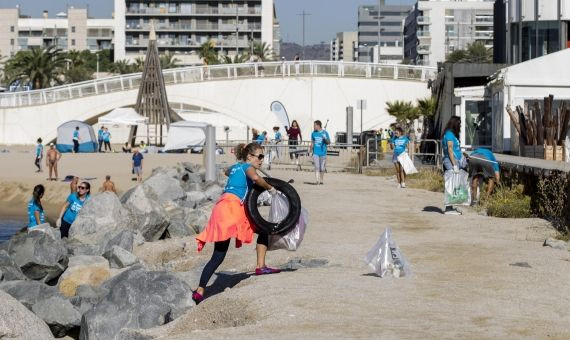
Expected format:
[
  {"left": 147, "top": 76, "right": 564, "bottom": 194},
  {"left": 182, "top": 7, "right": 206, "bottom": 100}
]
[
  {"left": 469, "top": 156, "right": 496, "bottom": 179},
  {"left": 60, "top": 219, "right": 72, "bottom": 238}
]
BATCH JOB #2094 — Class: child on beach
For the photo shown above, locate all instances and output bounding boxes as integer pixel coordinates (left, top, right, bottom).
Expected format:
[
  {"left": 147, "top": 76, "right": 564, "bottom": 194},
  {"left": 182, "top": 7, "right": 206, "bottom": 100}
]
[
  {"left": 27, "top": 184, "right": 45, "bottom": 229},
  {"left": 193, "top": 143, "right": 280, "bottom": 304},
  {"left": 34, "top": 138, "right": 44, "bottom": 172},
  {"left": 390, "top": 127, "right": 410, "bottom": 188},
  {"left": 56, "top": 181, "right": 91, "bottom": 238}
]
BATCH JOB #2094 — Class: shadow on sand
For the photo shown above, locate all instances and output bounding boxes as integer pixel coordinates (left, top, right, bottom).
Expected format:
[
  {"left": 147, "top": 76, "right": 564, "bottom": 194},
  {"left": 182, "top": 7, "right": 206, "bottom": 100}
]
[{"left": 422, "top": 206, "right": 444, "bottom": 214}]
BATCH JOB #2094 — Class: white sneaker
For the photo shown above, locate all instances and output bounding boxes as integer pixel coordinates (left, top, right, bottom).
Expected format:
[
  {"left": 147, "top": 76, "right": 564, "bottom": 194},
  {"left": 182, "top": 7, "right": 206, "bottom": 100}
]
[{"left": 401, "top": 183, "right": 406, "bottom": 188}]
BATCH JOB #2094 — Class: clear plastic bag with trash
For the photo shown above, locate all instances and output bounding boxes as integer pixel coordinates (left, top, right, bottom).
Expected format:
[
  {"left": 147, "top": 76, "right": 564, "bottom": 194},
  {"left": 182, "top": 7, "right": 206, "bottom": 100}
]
[
  {"left": 267, "top": 191, "right": 308, "bottom": 251},
  {"left": 364, "top": 228, "right": 411, "bottom": 278},
  {"left": 444, "top": 169, "right": 471, "bottom": 206}
]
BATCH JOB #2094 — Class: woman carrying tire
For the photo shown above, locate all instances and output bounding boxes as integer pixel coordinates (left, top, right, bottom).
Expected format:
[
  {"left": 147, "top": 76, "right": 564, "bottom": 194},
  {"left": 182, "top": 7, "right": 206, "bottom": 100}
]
[
  {"left": 442, "top": 116, "right": 466, "bottom": 215},
  {"left": 193, "top": 142, "right": 281, "bottom": 304}
]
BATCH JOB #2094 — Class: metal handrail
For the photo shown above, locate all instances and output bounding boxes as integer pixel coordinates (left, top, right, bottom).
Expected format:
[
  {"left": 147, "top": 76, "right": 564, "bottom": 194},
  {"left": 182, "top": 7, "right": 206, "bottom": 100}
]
[
  {"left": 365, "top": 138, "right": 442, "bottom": 167},
  {"left": 0, "top": 61, "right": 437, "bottom": 108}
]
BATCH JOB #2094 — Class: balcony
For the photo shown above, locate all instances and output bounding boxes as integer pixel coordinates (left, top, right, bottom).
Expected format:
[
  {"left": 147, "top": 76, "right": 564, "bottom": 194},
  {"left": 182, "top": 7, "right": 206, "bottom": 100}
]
[
  {"left": 126, "top": 7, "right": 262, "bottom": 16},
  {"left": 417, "top": 44, "right": 430, "bottom": 54},
  {"left": 416, "top": 16, "right": 430, "bottom": 25},
  {"left": 475, "top": 17, "right": 494, "bottom": 24},
  {"left": 126, "top": 22, "right": 262, "bottom": 32},
  {"left": 417, "top": 31, "right": 430, "bottom": 38},
  {"left": 475, "top": 31, "right": 493, "bottom": 38}
]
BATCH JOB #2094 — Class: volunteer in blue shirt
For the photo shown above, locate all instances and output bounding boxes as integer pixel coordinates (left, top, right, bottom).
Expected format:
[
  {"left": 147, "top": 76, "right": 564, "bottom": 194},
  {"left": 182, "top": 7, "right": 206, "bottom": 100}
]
[
  {"left": 442, "top": 116, "right": 466, "bottom": 215},
  {"left": 72, "top": 126, "right": 80, "bottom": 153},
  {"left": 310, "top": 120, "right": 330, "bottom": 185},
  {"left": 34, "top": 138, "right": 44, "bottom": 172},
  {"left": 56, "top": 181, "right": 91, "bottom": 238},
  {"left": 132, "top": 148, "right": 144, "bottom": 182},
  {"left": 272, "top": 126, "right": 282, "bottom": 159},
  {"left": 390, "top": 127, "right": 410, "bottom": 188},
  {"left": 255, "top": 131, "right": 266, "bottom": 144},
  {"left": 468, "top": 148, "right": 500, "bottom": 205},
  {"left": 27, "top": 184, "right": 45, "bottom": 229},
  {"left": 103, "top": 128, "right": 112, "bottom": 152},
  {"left": 97, "top": 126, "right": 105, "bottom": 152}
]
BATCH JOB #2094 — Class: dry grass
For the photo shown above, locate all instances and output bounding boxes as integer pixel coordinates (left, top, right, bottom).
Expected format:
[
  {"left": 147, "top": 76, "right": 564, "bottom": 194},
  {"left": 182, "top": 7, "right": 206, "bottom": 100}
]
[
  {"left": 407, "top": 168, "right": 444, "bottom": 192},
  {"left": 363, "top": 167, "right": 395, "bottom": 177},
  {"left": 481, "top": 184, "right": 532, "bottom": 218}
]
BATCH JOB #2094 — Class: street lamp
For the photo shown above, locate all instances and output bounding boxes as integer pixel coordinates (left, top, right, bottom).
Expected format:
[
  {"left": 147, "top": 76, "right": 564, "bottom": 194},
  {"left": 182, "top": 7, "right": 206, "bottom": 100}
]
[{"left": 96, "top": 53, "right": 99, "bottom": 79}]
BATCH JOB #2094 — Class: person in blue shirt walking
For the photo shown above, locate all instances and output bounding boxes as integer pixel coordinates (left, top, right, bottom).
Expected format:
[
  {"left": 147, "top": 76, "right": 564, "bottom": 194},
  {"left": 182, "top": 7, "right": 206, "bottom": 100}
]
[
  {"left": 97, "top": 126, "right": 104, "bottom": 152},
  {"left": 72, "top": 127, "right": 80, "bottom": 153},
  {"left": 255, "top": 131, "right": 267, "bottom": 144},
  {"left": 103, "top": 128, "right": 112, "bottom": 152},
  {"left": 56, "top": 181, "right": 91, "bottom": 238},
  {"left": 390, "top": 127, "right": 410, "bottom": 188},
  {"left": 442, "top": 116, "right": 467, "bottom": 215},
  {"left": 34, "top": 138, "right": 44, "bottom": 173},
  {"left": 310, "top": 120, "right": 330, "bottom": 185},
  {"left": 468, "top": 148, "right": 500, "bottom": 205},
  {"left": 132, "top": 148, "right": 144, "bottom": 182},
  {"left": 272, "top": 126, "right": 282, "bottom": 159},
  {"left": 27, "top": 184, "right": 45, "bottom": 229}
]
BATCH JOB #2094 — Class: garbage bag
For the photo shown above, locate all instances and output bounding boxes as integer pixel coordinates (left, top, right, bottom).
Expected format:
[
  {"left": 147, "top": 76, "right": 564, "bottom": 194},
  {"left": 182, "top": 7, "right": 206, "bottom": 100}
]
[
  {"left": 397, "top": 152, "right": 418, "bottom": 175},
  {"left": 257, "top": 190, "right": 272, "bottom": 206},
  {"left": 364, "top": 228, "right": 411, "bottom": 278},
  {"left": 267, "top": 192, "right": 308, "bottom": 251},
  {"left": 444, "top": 169, "right": 471, "bottom": 206}
]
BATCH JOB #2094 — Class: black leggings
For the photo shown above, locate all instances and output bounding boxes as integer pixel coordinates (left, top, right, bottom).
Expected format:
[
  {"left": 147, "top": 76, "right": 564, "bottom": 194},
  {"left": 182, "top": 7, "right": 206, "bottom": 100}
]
[
  {"left": 289, "top": 139, "right": 299, "bottom": 159},
  {"left": 198, "top": 233, "right": 268, "bottom": 289},
  {"left": 73, "top": 140, "right": 79, "bottom": 153},
  {"left": 34, "top": 157, "right": 41, "bottom": 171},
  {"left": 60, "top": 220, "right": 72, "bottom": 238},
  {"left": 104, "top": 141, "right": 111, "bottom": 151}
]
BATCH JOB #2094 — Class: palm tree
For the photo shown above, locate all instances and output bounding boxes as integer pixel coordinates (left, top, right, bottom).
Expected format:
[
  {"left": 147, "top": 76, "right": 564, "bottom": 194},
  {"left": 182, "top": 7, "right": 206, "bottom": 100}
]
[
  {"left": 445, "top": 41, "right": 492, "bottom": 63},
  {"left": 3, "top": 46, "right": 66, "bottom": 89},
  {"left": 250, "top": 41, "right": 274, "bottom": 61},
  {"left": 110, "top": 59, "right": 134, "bottom": 74},
  {"left": 133, "top": 57, "right": 145, "bottom": 72},
  {"left": 62, "top": 50, "right": 93, "bottom": 83},
  {"left": 159, "top": 52, "right": 180, "bottom": 69},
  {"left": 199, "top": 41, "right": 219, "bottom": 65},
  {"left": 386, "top": 100, "right": 419, "bottom": 131},
  {"left": 219, "top": 53, "right": 247, "bottom": 64},
  {"left": 416, "top": 97, "right": 437, "bottom": 118}
]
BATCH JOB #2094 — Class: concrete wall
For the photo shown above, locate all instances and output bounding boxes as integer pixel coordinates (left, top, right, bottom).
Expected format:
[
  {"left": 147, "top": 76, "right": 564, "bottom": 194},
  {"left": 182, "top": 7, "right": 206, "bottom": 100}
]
[
  {"left": 0, "top": 9, "right": 19, "bottom": 58},
  {"left": 67, "top": 8, "right": 88, "bottom": 51},
  {"left": 0, "top": 77, "right": 430, "bottom": 145}
]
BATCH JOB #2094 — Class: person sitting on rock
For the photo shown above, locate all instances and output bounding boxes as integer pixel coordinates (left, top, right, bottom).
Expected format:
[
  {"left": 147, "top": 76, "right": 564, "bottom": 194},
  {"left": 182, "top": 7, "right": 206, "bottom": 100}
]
[
  {"left": 27, "top": 184, "right": 45, "bottom": 229},
  {"left": 193, "top": 142, "right": 280, "bottom": 304},
  {"left": 56, "top": 181, "right": 91, "bottom": 238}
]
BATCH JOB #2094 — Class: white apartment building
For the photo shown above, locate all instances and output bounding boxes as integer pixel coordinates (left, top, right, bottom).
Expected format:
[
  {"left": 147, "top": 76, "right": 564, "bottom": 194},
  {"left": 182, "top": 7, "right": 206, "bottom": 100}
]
[
  {"left": 0, "top": 8, "right": 113, "bottom": 58},
  {"left": 114, "top": 0, "right": 279, "bottom": 64},
  {"left": 404, "top": 0, "right": 495, "bottom": 67},
  {"left": 330, "top": 31, "right": 357, "bottom": 61}
]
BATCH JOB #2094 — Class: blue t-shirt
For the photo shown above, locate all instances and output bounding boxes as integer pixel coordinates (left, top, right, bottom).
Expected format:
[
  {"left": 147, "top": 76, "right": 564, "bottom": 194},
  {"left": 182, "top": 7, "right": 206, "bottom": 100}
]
[
  {"left": 132, "top": 153, "right": 144, "bottom": 167},
  {"left": 27, "top": 199, "right": 45, "bottom": 228},
  {"left": 274, "top": 131, "right": 282, "bottom": 141},
  {"left": 98, "top": 129, "right": 104, "bottom": 141},
  {"left": 442, "top": 129, "right": 462, "bottom": 161},
  {"left": 311, "top": 130, "right": 330, "bottom": 156},
  {"left": 73, "top": 130, "right": 79, "bottom": 140},
  {"left": 35, "top": 144, "right": 43, "bottom": 158},
  {"left": 255, "top": 133, "right": 266, "bottom": 144},
  {"left": 392, "top": 136, "right": 410, "bottom": 156},
  {"left": 103, "top": 131, "right": 111, "bottom": 142},
  {"left": 224, "top": 163, "right": 253, "bottom": 202},
  {"left": 63, "top": 193, "right": 89, "bottom": 224},
  {"left": 471, "top": 148, "right": 500, "bottom": 172}
]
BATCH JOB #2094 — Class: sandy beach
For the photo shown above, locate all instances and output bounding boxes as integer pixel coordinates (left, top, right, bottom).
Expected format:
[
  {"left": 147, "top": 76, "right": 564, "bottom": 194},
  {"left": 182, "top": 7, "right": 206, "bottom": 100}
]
[{"left": 0, "top": 149, "right": 569, "bottom": 338}]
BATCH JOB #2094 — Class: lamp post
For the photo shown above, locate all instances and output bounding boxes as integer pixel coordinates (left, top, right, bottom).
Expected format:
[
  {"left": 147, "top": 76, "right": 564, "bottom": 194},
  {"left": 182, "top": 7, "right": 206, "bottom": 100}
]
[{"left": 96, "top": 53, "right": 99, "bottom": 79}]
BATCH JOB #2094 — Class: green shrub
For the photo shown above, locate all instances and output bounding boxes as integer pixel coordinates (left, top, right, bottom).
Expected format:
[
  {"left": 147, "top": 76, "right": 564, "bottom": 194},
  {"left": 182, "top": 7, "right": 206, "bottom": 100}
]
[
  {"left": 482, "top": 184, "right": 532, "bottom": 218},
  {"left": 535, "top": 172, "right": 569, "bottom": 234}
]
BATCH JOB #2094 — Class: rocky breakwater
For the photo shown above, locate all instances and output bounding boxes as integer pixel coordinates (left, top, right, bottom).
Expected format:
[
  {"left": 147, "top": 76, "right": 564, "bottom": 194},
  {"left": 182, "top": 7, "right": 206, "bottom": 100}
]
[{"left": 0, "top": 162, "right": 226, "bottom": 339}]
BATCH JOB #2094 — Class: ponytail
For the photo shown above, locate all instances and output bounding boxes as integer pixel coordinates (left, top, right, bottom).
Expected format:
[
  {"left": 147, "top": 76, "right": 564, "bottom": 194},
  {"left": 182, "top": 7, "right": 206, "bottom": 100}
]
[{"left": 32, "top": 184, "right": 45, "bottom": 212}]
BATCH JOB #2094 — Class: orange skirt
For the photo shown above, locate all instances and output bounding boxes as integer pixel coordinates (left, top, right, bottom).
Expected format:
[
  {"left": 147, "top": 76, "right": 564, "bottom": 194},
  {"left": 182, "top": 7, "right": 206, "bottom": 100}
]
[{"left": 196, "top": 193, "right": 255, "bottom": 252}]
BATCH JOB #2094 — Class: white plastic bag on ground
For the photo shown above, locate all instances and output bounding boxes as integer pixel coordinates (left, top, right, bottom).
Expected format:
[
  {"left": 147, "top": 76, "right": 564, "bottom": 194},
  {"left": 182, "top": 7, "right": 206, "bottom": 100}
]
[
  {"left": 267, "top": 192, "right": 308, "bottom": 251},
  {"left": 444, "top": 169, "right": 471, "bottom": 206},
  {"left": 397, "top": 152, "right": 418, "bottom": 175},
  {"left": 364, "top": 228, "right": 411, "bottom": 278}
]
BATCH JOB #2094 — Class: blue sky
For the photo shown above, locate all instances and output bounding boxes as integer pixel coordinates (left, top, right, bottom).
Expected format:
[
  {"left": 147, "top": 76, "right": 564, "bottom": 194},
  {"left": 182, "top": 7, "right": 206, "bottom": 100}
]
[{"left": 0, "top": 0, "right": 415, "bottom": 44}]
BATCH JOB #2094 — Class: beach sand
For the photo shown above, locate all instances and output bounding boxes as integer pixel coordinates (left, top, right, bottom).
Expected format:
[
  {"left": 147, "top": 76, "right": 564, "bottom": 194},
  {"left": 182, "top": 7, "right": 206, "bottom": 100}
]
[{"left": 0, "top": 149, "right": 569, "bottom": 338}]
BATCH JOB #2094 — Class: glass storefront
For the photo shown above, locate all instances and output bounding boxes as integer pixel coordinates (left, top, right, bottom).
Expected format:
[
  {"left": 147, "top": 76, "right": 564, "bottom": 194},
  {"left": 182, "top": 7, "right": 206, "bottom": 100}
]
[{"left": 465, "top": 100, "right": 492, "bottom": 147}]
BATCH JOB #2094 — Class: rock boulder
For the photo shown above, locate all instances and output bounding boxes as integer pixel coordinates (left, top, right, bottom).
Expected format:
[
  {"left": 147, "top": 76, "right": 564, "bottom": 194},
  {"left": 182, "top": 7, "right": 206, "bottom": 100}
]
[
  {"left": 0, "top": 290, "right": 54, "bottom": 340},
  {"left": 143, "top": 172, "right": 186, "bottom": 203},
  {"left": 121, "top": 185, "right": 170, "bottom": 241},
  {"left": 103, "top": 246, "right": 139, "bottom": 269},
  {"left": 57, "top": 256, "right": 110, "bottom": 297},
  {"left": 32, "top": 295, "right": 81, "bottom": 337},
  {"left": 0, "top": 250, "right": 26, "bottom": 282},
  {"left": 80, "top": 267, "right": 194, "bottom": 340}
]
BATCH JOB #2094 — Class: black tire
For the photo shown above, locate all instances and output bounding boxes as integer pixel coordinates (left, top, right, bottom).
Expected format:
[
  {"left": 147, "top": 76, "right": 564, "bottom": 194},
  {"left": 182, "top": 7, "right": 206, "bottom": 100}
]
[{"left": 246, "top": 177, "right": 302, "bottom": 235}]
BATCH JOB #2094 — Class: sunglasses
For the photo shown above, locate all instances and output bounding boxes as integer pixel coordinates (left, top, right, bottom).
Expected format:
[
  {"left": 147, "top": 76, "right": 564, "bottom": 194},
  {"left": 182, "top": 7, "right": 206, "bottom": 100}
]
[
  {"left": 250, "top": 153, "right": 264, "bottom": 160},
  {"left": 78, "top": 186, "right": 87, "bottom": 190}
]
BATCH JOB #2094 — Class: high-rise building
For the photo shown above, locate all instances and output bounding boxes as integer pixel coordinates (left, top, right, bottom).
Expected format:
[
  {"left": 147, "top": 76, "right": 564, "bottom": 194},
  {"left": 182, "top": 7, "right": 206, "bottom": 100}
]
[
  {"left": 404, "top": 0, "right": 494, "bottom": 67},
  {"left": 114, "top": 0, "right": 279, "bottom": 64},
  {"left": 0, "top": 7, "right": 113, "bottom": 58},
  {"left": 330, "top": 31, "right": 357, "bottom": 61},
  {"left": 493, "top": 0, "right": 570, "bottom": 64},
  {"left": 357, "top": 2, "right": 411, "bottom": 63}
]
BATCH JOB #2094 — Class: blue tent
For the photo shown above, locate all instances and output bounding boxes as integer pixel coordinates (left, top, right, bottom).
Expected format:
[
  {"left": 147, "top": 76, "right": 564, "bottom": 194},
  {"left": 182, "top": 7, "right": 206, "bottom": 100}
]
[{"left": 56, "top": 120, "right": 98, "bottom": 153}]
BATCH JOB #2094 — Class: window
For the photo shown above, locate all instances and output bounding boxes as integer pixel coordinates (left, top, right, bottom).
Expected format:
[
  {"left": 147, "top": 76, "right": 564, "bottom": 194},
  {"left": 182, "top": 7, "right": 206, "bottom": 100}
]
[
  {"left": 10, "top": 26, "right": 15, "bottom": 32},
  {"left": 465, "top": 100, "right": 492, "bottom": 146},
  {"left": 71, "top": 26, "right": 76, "bottom": 33},
  {"left": 71, "top": 39, "right": 76, "bottom": 46},
  {"left": 10, "top": 39, "right": 14, "bottom": 45}
]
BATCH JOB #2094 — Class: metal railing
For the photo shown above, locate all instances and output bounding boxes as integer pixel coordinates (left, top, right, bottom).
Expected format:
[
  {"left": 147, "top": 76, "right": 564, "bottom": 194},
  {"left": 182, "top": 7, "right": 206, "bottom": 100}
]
[
  {"left": 366, "top": 138, "right": 442, "bottom": 167},
  {"left": 0, "top": 61, "right": 437, "bottom": 108}
]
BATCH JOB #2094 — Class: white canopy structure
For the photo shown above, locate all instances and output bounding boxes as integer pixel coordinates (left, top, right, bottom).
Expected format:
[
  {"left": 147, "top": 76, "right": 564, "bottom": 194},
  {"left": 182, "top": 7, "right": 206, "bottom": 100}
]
[
  {"left": 163, "top": 121, "right": 210, "bottom": 152},
  {"left": 98, "top": 107, "right": 148, "bottom": 126}
]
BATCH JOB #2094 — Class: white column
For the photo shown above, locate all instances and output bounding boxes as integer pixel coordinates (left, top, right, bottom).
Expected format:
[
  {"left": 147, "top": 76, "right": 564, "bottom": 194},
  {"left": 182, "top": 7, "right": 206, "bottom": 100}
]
[
  {"left": 261, "top": 0, "right": 274, "bottom": 50},
  {"left": 114, "top": 0, "right": 126, "bottom": 61}
]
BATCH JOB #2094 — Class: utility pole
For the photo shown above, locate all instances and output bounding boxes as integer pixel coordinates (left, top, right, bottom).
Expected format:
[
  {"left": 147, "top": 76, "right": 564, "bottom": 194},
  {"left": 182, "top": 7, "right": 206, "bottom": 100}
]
[{"left": 298, "top": 10, "right": 311, "bottom": 59}]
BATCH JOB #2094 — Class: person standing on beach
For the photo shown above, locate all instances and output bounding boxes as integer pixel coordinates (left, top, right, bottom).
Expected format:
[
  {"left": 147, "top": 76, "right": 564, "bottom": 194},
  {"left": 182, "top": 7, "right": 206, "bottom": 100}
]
[
  {"left": 442, "top": 116, "right": 466, "bottom": 215},
  {"left": 97, "top": 126, "right": 104, "bottom": 152},
  {"left": 286, "top": 120, "right": 302, "bottom": 164},
  {"left": 34, "top": 138, "right": 44, "bottom": 172},
  {"left": 72, "top": 127, "right": 80, "bottom": 153},
  {"left": 192, "top": 143, "right": 280, "bottom": 305},
  {"left": 99, "top": 175, "right": 117, "bottom": 194},
  {"left": 27, "top": 184, "right": 45, "bottom": 229},
  {"left": 46, "top": 143, "right": 61, "bottom": 181},
  {"left": 132, "top": 148, "right": 144, "bottom": 182},
  {"left": 390, "top": 127, "right": 410, "bottom": 188},
  {"left": 103, "top": 128, "right": 112, "bottom": 152},
  {"left": 310, "top": 120, "right": 330, "bottom": 185},
  {"left": 56, "top": 181, "right": 91, "bottom": 238}
]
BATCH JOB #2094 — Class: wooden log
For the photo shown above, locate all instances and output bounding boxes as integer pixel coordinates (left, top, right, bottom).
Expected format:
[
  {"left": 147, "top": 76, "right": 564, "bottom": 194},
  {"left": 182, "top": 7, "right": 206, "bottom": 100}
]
[
  {"left": 506, "top": 104, "right": 522, "bottom": 137},
  {"left": 526, "top": 106, "right": 537, "bottom": 145},
  {"left": 559, "top": 101, "right": 570, "bottom": 145},
  {"left": 535, "top": 101, "right": 544, "bottom": 145},
  {"left": 543, "top": 96, "right": 554, "bottom": 146}
]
